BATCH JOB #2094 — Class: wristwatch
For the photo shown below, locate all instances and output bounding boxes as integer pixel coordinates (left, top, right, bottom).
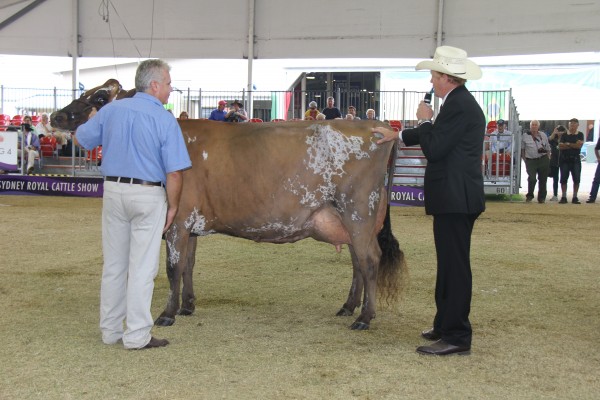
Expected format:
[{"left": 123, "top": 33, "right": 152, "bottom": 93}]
[{"left": 418, "top": 119, "right": 432, "bottom": 125}]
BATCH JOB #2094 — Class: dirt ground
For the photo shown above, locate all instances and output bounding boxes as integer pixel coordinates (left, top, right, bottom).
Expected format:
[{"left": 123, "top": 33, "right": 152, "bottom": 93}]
[{"left": 0, "top": 195, "right": 598, "bottom": 399}]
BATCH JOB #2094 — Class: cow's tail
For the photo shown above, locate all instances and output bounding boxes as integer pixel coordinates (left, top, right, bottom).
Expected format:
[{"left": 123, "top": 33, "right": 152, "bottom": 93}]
[
  {"left": 377, "top": 141, "right": 408, "bottom": 305},
  {"left": 377, "top": 203, "right": 407, "bottom": 306}
]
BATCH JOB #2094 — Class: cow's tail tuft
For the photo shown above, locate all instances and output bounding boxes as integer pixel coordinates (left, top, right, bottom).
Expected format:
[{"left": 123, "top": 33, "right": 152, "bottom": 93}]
[{"left": 376, "top": 203, "right": 407, "bottom": 306}]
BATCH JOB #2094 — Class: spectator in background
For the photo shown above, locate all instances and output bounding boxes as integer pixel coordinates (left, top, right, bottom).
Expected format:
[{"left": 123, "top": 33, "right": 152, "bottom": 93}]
[
  {"left": 521, "top": 119, "right": 551, "bottom": 203},
  {"left": 178, "top": 111, "right": 189, "bottom": 120},
  {"left": 548, "top": 125, "right": 566, "bottom": 201},
  {"left": 348, "top": 105, "right": 360, "bottom": 120},
  {"left": 490, "top": 119, "right": 512, "bottom": 154},
  {"left": 586, "top": 135, "right": 600, "bottom": 203},
  {"left": 19, "top": 116, "right": 40, "bottom": 175},
  {"left": 558, "top": 118, "right": 585, "bottom": 204},
  {"left": 322, "top": 97, "right": 342, "bottom": 120},
  {"left": 315, "top": 113, "right": 326, "bottom": 120},
  {"left": 365, "top": 108, "right": 377, "bottom": 120},
  {"left": 345, "top": 114, "right": 354, "bottom": 120},
  {"left": 304, "top": 101, "right": 319, "bottom": 120},
  {"left": 209, "top": 100, "right": 228, "bottom": 121},
  {"left": 225, "top": 100, "right": 248, "bottom": 123},
  {"left": 36, "top": 113, "right": 69, "bottom": 149}
]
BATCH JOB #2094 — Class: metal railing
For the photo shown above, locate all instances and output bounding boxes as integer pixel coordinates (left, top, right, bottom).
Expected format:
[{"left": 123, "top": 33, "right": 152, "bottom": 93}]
[{"left": 1, "top": 85, "right": 521, "bottom": 195}]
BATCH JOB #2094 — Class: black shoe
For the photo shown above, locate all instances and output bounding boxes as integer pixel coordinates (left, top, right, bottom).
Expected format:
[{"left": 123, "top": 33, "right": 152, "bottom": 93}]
[
  {"left": 586, "top": 199, "right": 596, "bottom": 204},
  {"left": 421, "top": 328, "right": 441, "bottom": 341},
  {"left": 416, "top": 339, "right": 470, "bottom": 356},
  {"left": 135, "top": 336, "right": 169, "bottom": 350},
  {"left": 558, "top": 197, "right": 568, "bottom": 204},
  {"left": 572, "top": 198, "right": 581, "bottom": 204}
]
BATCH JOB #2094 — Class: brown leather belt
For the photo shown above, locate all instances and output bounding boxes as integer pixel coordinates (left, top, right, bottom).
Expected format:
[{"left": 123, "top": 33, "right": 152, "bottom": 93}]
[{"left": 105, "top": 176, "right": 163, "bottom": 187}]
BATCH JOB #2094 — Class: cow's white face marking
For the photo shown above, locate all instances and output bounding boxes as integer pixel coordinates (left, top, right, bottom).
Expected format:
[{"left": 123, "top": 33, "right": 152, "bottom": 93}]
[
  {"left": 202, "top": 151, "right": 208, "bottom": 160},
  {"left": 184, "top": 208, "right": 214, "bottom": 236}
]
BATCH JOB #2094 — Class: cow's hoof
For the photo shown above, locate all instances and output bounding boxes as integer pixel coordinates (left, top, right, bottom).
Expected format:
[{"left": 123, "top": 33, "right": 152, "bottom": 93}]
[
  {"left": 177, "top": 308, "right": 194, "bottom": 316},
  {"left": 336, "top": 307, "right": 354, "bottom": 317},
  {"left": 154, "top": 316, "right": 175, "bottom": 326},
  {"left": 350, "top": 321, "right": 370, "bottom": 330}
]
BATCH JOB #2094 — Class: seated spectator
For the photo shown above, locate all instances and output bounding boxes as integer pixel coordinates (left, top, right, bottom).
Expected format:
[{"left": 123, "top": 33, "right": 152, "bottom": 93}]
[
  {"left": 365, "top": 109, "right": 377, "bottom": 120},
  {"left": 316, "top": 113, "right": 326, "bottom": 120},
  {"left": 345, "top": 114, "right": 354, "bottom": 120},
  {"left": 35, "top": 113, "right": 69, "bottom": 149},
  {"left": 348, "top": 105, "right": 360, "bottom": 120},
  {"left": 178, "top": 111, "right": 189, "bottom": 119},
  {"left": 18, "top": 117, "right": 40, "bottom": 174},
  {"left": 304, "top": 116, "right": 314, "bottom": 121},
  {"left": 490, "top": 119, "right": 512, "bottom": 154},
  {"left": 209, "top": 100, "right": 228, "bottom": 121},
  {"left": 305, "top": 101, "right": 320, "bottom": 121},
  {"left": 225, "top": 100, "right": 248, "bottom": 123}
]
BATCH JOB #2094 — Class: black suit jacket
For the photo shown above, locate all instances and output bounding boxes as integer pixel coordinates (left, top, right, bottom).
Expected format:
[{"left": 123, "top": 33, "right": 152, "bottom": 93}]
[{"left": 402, "top": 85, "right": 486, "bottom": 215}]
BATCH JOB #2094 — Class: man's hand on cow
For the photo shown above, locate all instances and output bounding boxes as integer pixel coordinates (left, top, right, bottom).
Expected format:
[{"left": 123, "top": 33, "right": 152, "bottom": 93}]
[{"left": 372, "top": 126, "right": 399, "bottom": 145}]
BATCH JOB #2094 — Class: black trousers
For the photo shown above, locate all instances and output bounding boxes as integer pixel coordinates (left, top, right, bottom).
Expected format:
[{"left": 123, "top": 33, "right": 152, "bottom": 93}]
[{"left": 432, "top": 213, "right": 479, "bottom": 347}]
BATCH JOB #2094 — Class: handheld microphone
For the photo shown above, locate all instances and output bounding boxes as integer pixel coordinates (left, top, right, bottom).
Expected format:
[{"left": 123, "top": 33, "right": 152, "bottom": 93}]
[{"left": 424, "top": 88, "right": 434, "bottom": 105}]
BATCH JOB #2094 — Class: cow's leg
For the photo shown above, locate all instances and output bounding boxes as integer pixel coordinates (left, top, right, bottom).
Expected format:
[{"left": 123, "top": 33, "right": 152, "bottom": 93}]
[
  {"left": 178, "top": 235, "right": 197, "bottom": 316},
  {"left": 155, "top": 224, "right": 189, "bottom": 326},
  {"left": 347, "top": 238, "right": 381, "bottom": 330},
  {"left": 336, "top": 249, "right": 363, "bottom": 317}
]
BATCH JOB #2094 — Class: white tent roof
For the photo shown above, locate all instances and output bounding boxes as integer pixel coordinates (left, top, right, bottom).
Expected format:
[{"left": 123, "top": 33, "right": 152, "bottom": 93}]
[{"left": 1, "top": 0, "right": 599, "bottom": 59}]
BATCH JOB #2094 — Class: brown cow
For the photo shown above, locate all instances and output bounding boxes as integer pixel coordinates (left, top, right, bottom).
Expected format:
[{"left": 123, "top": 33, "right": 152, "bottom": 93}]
[
  {"left": 51, "top": 79, "right": 136, "bottom": 131},
  {"left": 157, "top": 119, "right": 406, "bottom": 330},
  {"left": 50, "top": 87, "right": 406, "bottom": 331}
]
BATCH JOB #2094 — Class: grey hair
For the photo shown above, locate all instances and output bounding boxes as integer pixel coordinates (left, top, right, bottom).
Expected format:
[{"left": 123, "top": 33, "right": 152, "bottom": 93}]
[{"left": 135, "top": 59, "right": 170, "bottom": 92}]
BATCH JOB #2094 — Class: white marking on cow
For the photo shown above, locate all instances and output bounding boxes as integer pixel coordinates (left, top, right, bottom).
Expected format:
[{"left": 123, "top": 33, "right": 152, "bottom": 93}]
[
  {"left": 184, "top": 207, "right": 215, "bottom": 236},
  {"left": 244, "top": 218, "right": 301, "bottom": 238},
  {"left": 351, "top": 211, "right": 362, "bottom": 221},
  {"left": 202, "top": 151, "right": 208, "bottom": 160},
  {"left": 167, "top": 226, "right": 181, "bottom": 266},
  {"left": 305, "top": 124, "right": 370, "bottom": 183},
  {"left": 368, "top": 191, "right": 380, "bottom": 216},
  {"left": 285, "top": 124, "right": 372, "bottom": 209}
]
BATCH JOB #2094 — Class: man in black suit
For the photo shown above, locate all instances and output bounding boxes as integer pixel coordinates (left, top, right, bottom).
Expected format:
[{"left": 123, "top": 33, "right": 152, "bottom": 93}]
[{"left": 373, "top": 46, "right": 485, "bottom": 356}]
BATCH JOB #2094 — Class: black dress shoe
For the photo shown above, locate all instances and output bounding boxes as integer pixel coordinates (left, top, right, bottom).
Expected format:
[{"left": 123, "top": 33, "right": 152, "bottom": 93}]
[
  {"left": 421, "top": 328, "right": 441, "bottom": 341},
  {"left": 416, "top": 339, "right": 470, "bottom": 356},
  {"left": 586, "top": 199, "right": 595, "bottom": 204},
  {"left": 137, "top": 336, "right": 169, "bottom": 350}
]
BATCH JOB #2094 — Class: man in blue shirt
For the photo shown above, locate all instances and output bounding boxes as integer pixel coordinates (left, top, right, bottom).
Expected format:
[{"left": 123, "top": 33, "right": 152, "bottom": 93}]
[
  {"left": 76, "top": 59, "right": 192, "bottom": 350},
  {"left": 208, "top": 100, "right": 228, "bottom": 121}
]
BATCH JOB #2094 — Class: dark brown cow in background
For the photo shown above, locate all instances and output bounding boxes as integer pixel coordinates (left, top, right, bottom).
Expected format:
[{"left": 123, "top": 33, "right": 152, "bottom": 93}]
[{"left": 157, "top": 119, "right": 406, "bottom": 330}]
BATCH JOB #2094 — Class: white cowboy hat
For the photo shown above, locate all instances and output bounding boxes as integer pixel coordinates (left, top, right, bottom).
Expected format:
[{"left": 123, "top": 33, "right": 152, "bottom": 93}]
[{"left": 416, "top": 46, "right": 482, "bottom": 80}]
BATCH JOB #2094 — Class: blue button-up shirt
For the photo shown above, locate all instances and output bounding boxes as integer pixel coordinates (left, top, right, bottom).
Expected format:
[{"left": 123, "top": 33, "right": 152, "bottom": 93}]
[{"left": 76, "top": 92, "right": 191, "bottom": 184}]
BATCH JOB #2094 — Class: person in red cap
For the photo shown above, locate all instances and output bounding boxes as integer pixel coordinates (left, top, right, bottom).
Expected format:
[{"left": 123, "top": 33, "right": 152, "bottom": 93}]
[{"left": 209, "top": 100, "right": 228, "bottom": 121}]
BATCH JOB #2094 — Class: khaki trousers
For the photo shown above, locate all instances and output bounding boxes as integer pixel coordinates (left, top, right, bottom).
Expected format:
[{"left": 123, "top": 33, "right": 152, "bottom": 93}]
[{"left": 99, "top": 181, "right": 167, "bottom": 349}]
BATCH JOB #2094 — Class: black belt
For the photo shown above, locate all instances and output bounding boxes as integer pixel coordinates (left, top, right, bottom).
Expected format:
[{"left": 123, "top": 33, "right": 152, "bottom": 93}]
[
  {"left": 526, "top": 157, "right": 542, "bottom": 160},
  {"left": 105, "top": 176, "right": 163, "bottom": 187}
]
